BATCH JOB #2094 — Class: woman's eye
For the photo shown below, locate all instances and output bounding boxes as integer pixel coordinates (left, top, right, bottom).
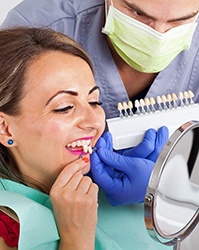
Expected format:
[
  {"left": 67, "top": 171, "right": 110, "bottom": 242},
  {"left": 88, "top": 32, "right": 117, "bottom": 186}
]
[
  {"left": 53, "top": 105, "right": 74, "bottom": 113},
  {"left": 89, "top": 101, "right": 103, "bottom": 107}
]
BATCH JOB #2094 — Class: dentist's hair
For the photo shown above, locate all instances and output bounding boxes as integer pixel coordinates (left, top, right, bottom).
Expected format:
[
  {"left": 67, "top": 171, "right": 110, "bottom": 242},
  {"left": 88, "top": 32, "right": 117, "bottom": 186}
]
[{"left": 0, "top": 27, "right": 93, "bottom": 189}]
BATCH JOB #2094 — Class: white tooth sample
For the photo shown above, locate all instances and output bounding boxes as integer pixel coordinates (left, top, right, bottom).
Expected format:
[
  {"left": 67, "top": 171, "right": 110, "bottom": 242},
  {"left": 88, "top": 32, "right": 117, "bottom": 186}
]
[
  {"left": 122, "top": 102, "right": 128, "bottom": 109},
  {"left": 88, "top": 146, "right": 93, "bottom": 154},
  {"left": 156, "top": 96, "right": 163, "bottom": 111},
  {"left": 188, "top": 90, "right": 194, "bottom": 98},
  {"left": 188, "top": 90, "right": 194, "bottom": 104},
  {"left": 118, "top": 102, "right": 123, "bottom": 111},
  {"left": 161, "top": 95, "right": 168, "bottom": 110},
  {"left": 149, "top": 97, "right": 156, "bottom": 112},
  {"left": 172, "top": 93, "right": 178, "bottom": 108},
  {"left": 144, "top": 97, "right": 150, "bottom": 105},
  {"left": 118, "top": 102, "right": 124, "bottom": 118},
  {"left": 166, "top": 94, "right": 173, "bottom": 109},
  {"left": 67, "top": 143, "right": 71, "bottom": 147},
  {"left": 167, "top": 94, "right": 172, "bottom": 102},
  {"left": 183, "top": 91, "right": 189, "bottom": 106},
  {"left": 144, "top": 97, "right": 151, "bottom": 113},
  {"left": 127, "top": 101, "right": 134, "bottom": 116},
  {"left": 178, "top": 92, "right": 184, "bottom": 107},
  {"left": 184, "top": 91, "right": 189, "bottom": 98},
  {"left": 128, "top": 101, "right": 133, "bottom": 109},
  {"left": 83, "top": 145, "right": 88, "bottom": 153},
  {"left": 172, "top": 93, "right": 177, "bottom": 101},
  {"left": 134, "top": 100, "right": 141, "bottom": 114},
  {"left": 139, "top": 99, "right": 146, "bottom": 114},
  {"left": 71, "top": 141, "right": 77, "bottom": 148},
  {"left": 122, "top": 102, "right": 129, "bottom": 117}
]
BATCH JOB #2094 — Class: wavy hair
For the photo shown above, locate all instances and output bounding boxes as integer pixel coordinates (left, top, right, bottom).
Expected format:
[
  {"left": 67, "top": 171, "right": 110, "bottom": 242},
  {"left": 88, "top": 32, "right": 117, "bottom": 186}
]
[{"left": 0, "top": 27, "right": 93, "bottom": 190}]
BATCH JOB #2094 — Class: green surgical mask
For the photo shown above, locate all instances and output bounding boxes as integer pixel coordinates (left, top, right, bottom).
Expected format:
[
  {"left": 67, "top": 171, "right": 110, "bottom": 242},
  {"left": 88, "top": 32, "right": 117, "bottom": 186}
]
[{"left": 102, "top": 5, "right": 198, "bottom": 73}]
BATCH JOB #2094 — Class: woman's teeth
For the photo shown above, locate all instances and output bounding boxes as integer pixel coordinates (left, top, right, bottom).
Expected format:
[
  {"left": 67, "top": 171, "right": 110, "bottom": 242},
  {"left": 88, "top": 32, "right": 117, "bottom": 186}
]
[
  {"left": 67, "top": 139, "right": 94, "bottom": 154},
  {"left": 67, "top": 139, "right": 91, "bottom": 148}
]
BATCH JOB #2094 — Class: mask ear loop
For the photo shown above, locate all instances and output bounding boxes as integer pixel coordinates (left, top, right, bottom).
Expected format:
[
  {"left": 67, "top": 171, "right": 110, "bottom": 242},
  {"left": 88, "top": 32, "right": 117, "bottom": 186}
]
[
  {"left": 194, "top": 13, "right": 199, "bottom": 23},
  {"left": 105, "top": 0, "right": 113, "bottom": 17}
]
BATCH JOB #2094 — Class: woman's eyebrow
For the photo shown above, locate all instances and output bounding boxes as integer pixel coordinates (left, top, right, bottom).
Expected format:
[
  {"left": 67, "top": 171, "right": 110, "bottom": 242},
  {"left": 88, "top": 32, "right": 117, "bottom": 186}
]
[
  {"left": 46, "top": 90, "right": 78, "bottom": 106},
  {"left": 46, "top": 86, "right": 100, "bottom": 106},
  {"left": 89, "top": 86, "right": 100, "bottom": 95}
]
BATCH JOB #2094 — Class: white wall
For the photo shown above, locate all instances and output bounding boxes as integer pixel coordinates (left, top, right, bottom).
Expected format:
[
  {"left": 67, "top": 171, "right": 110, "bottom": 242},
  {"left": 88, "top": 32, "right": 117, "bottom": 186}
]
[{"left": 0, "top": 0, "right": 23, "bottom": 25}]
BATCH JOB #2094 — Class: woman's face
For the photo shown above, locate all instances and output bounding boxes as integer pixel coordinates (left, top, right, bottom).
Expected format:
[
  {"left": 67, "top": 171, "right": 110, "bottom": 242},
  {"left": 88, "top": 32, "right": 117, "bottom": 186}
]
[{"left": 8, "top": 51, "right": 105, "bottom": 188}]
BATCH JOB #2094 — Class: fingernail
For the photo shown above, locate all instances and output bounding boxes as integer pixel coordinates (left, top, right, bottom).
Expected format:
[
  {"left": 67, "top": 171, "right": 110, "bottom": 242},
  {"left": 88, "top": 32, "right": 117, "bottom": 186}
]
[{"left": 82, "top": 157, "right": 89, "bottom": 163}]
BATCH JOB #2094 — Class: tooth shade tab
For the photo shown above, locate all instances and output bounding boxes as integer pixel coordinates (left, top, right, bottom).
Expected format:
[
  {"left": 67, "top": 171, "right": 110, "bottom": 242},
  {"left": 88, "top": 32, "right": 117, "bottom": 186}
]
[
  {"left": 128, "top": 101, "right": 133, "bottom": 109},
  {"left": 166, "top": 94, "right": 173, "bottom": 109},
  {"left": 83, "top": 145, "right": 94, "bottom": 154},
  {"left": 122, "top": 102, "right": 129, "bottom": 117},
  {"left": 178, "top": 92, "right": 185, "bottom": 107},
  {"left": 188, "top": 90, "right": 194, "bottom": 104},
  {"left": 118, "top": 102, "right": 124, "bottom": 118},
  {"left": 134, "top": 100, "right": 141, "bottom": 115},
  {"left": 183, "top": 91, "right": 190, "bottom": 106},
  {"left": 156, "top": 96, "right": 163, "bottom": 111},
  {"left": 116, "top": 90, "right": 195, "bottom": 117},
  {"left": 161, "top": 95, "right": 168, "bottom": 110},
  {"left": 127, "top": 101, "right": 134, "bottom": 116}
]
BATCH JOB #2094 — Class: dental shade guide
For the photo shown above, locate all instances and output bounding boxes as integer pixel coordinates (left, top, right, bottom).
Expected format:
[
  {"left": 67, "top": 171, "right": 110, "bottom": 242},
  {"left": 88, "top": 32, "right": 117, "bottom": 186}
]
[
  {"left": 106, "top": 90, "right": 199, "bottom": 150},
  {"left": 78, "top": 146, "right": 97, "bottom": 158}
]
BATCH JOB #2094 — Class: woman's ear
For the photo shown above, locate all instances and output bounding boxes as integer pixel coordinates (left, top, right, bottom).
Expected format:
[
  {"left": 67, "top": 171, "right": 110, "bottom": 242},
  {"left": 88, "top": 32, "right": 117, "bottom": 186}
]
[{"left": 0, "top": 114, "right": 14, "bottom": 147}]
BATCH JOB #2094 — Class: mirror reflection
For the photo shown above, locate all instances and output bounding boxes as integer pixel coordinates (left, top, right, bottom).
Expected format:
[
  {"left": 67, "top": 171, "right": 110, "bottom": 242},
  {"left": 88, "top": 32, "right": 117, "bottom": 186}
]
[
  {"left": 145, "top": 121, "right": 199, "bottom": 248},
  {"left": 156, "top": 125, "right": 199, "bottom": 236}
]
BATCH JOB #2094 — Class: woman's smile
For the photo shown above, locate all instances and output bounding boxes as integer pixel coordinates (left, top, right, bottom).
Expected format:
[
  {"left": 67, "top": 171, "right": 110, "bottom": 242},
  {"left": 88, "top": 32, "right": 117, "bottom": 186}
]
[{"left": 66, "top": 136, "right": 94, "bottom": 156}]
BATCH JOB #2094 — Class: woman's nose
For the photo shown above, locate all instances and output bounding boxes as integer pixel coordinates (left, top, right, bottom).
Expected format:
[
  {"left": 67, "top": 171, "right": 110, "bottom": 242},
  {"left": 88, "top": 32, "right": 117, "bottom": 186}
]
[{"left": 78, "top": 105, "right": 104, "bottom": 131}]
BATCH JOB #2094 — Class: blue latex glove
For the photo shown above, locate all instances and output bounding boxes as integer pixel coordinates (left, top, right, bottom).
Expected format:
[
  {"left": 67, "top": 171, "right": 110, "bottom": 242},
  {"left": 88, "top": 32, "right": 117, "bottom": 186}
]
[
  {"left": 90, "top": 127, "right": 168, "bottom": 206},
  {"left": 118, "top": 126, "right": 169, "bottom": 162}
]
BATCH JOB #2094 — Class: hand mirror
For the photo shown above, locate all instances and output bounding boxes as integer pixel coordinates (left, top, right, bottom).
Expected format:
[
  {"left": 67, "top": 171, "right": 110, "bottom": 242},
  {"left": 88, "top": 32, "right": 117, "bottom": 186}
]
[{"left": 144, "top": 120, "right": 199, "bottom": 250}]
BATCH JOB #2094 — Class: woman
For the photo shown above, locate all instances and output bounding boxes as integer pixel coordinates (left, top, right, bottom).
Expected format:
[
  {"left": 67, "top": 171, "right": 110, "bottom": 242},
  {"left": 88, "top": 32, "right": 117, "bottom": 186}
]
[
  {"left": 0, "top": 27, "right": 168, "bottom": 249},
  {"left": 0, "top": 27, "right": 105, "bottom": 250}
]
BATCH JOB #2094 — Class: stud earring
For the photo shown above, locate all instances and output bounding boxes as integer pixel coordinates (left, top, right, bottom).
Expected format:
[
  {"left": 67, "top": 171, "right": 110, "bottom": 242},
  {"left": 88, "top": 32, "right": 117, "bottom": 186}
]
[{"left": 7, "top": 139, "right": 13, "bottom": 145}]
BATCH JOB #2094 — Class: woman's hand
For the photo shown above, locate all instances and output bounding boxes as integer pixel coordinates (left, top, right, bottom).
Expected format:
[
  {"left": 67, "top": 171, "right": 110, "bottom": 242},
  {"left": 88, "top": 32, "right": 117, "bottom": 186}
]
[{"left": 50, "top": 158, "right": 98, "bottom": 250}]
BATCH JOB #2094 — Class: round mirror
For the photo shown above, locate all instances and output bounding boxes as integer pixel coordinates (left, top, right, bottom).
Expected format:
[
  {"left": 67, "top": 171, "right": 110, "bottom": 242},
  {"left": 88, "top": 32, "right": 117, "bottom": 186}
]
[{"left": 144, "top": 120, "right": 199, "bottom": 248}]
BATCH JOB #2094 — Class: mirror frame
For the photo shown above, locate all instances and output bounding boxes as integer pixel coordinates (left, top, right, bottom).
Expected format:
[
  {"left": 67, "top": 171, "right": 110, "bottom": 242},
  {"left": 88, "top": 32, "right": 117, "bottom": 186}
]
[{"left": 144, "top": 120, "right": 199, "bottom": 246}]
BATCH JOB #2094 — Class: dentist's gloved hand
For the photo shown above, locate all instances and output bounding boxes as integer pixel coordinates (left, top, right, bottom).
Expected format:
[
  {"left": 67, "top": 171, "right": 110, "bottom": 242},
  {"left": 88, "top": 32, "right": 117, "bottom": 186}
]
[
  {"left": 117, "top": 126, "right": 169, "bottom": 162},
  {"left": 90, "top": 127, "right": 168, "bottom": 206}
]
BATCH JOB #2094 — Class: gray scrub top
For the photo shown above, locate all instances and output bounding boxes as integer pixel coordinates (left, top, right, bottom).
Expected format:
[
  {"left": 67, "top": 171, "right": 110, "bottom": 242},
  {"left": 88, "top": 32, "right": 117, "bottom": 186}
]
[{"left": 2, "top": 0, "right": 199, "bottom": 119}]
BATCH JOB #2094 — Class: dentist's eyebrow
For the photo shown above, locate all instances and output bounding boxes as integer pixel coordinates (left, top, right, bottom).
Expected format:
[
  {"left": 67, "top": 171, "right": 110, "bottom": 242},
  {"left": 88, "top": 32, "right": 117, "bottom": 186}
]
[{"left": 122, "top": 0, "right": 198, "bottom": 22}]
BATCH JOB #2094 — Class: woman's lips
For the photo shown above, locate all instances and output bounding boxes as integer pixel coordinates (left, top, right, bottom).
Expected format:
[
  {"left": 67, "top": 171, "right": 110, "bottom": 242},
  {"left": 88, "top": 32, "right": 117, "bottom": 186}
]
[{"left": 66, "top": 147, "right": 86, "bottom": 156}]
